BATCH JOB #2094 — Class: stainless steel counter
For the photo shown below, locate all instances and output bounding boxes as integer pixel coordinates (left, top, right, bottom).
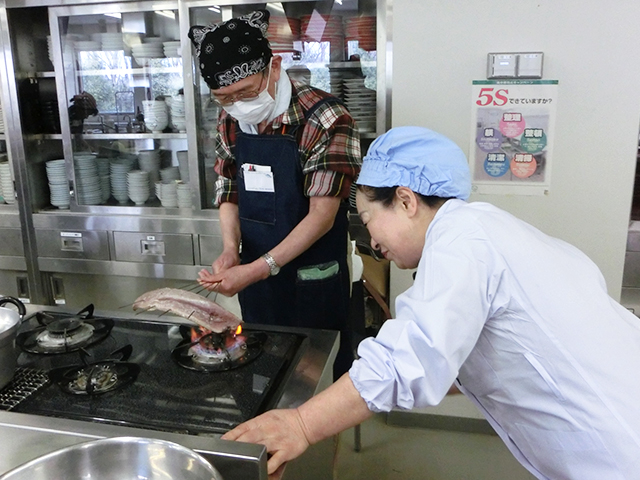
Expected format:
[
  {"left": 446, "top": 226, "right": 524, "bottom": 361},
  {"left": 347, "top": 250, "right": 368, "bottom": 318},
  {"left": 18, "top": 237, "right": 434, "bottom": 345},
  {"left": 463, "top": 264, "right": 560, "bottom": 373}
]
[{"left": 0, "top": 304, "right": 339, "bottom": 480}]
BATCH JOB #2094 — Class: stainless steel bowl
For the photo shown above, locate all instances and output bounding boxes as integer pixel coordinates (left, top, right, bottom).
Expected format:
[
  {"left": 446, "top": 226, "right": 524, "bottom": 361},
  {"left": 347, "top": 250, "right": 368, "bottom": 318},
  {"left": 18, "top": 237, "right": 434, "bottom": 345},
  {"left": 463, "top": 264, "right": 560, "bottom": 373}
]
[{"left": 0, "top": 436, "right": 224, "bottom": 480}]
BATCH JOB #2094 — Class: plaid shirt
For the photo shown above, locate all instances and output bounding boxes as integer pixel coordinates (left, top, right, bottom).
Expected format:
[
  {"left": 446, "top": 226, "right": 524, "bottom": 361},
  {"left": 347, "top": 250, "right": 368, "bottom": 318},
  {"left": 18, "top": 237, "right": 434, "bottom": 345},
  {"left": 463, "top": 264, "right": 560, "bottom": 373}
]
[{"left": 213, "top": 80, "right": 361, "bottom": 205}]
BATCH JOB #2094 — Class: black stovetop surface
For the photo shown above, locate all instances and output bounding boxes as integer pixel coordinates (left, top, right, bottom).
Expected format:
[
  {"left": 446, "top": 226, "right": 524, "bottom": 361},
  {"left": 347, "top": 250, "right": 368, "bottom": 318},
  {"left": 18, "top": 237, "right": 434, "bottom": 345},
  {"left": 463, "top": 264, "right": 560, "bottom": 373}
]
[{"left": 8, "top": 310, "right": 304, "bottom": 435}]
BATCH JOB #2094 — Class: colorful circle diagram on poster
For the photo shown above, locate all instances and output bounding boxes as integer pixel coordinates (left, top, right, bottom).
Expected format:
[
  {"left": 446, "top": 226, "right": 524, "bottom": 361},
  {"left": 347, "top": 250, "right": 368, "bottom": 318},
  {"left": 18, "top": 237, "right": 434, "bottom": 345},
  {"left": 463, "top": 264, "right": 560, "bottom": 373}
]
[
  {"left": 510, "top": 153, "right": 537, "bottom": 179},
  {"left": 499, "top": 112, "right": 526, "bottom": 138},
  {"left": 484, "top": 153, "right": 510, "bottom": 177},
  {"left": 476, "top": 128, "right": 503, "bottom": 152},
  {"left": 520, "top": 128, "right": 547, "bottom": 153}
]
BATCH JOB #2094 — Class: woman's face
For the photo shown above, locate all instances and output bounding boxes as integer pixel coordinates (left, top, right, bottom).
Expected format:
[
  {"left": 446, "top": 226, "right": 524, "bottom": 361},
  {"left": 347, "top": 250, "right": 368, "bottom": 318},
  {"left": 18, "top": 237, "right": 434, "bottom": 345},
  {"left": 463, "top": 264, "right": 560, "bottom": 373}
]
[{"left": 355, "top": 189, "right": 426, "bottom": 269}]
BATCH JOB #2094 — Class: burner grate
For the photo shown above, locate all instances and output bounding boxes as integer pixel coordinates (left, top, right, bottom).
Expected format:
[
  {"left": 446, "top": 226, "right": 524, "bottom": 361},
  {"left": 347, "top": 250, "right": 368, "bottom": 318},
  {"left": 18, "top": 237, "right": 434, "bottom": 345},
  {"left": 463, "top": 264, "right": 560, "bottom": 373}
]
[{"left": 0, "top": 368, "right": 50, "bottom": 410}]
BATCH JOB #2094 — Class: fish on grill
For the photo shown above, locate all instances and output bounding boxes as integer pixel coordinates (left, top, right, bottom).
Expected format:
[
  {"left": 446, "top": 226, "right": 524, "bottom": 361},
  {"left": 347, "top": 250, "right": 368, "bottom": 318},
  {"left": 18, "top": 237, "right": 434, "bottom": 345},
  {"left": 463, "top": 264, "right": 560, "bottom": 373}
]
[{"left": 132, "top": 288, "right": 242, "bottom": 333}]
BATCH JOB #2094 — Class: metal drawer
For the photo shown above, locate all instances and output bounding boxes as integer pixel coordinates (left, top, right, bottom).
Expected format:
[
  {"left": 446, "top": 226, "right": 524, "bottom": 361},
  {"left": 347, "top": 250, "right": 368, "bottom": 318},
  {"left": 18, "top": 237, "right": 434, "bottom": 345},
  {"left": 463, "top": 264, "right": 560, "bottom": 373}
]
[
  {"left": 36, "top": 229, "right": 110, "bottom": 260},
  {"left": 0, "top": 228, "right": 24, "bottom": 256},
  {"left": 113, "top": 232, "right": 194, "bottom": 265},
  {"left": 198, "top": 234, "right": 224, "bottom": 266}
]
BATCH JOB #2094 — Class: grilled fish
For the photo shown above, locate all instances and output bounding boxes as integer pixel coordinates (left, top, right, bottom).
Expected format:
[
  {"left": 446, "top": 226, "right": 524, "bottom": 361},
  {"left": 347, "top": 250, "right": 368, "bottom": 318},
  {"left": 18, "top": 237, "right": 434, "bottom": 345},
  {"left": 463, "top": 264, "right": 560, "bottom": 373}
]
[{"left": 132, "top": 287, "right": 242, "bottom": 333}]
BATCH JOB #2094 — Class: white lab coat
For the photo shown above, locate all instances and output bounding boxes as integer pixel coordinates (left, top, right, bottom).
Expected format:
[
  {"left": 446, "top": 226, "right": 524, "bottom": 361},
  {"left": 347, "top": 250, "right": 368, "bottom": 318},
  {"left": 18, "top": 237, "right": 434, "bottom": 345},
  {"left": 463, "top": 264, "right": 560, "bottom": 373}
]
[{"left": 350, "top": 199, "right": 640, "bottom": 479}]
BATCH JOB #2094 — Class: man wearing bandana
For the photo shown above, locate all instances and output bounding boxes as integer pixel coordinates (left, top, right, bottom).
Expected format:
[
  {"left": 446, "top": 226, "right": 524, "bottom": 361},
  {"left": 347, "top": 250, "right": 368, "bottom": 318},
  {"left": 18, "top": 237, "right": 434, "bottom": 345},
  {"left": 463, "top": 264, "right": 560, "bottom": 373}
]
[{"left": 191, "top": 10, "right": 361, "bottom": 378}]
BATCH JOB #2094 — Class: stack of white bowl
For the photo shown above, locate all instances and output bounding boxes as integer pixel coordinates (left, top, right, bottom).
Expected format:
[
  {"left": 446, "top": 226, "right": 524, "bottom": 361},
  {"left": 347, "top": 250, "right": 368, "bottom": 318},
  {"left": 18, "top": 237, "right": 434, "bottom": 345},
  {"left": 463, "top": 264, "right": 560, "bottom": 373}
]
[
  {"left": 176, "top": 182, "right": 192, "bottom": 208},
  {"left": 74, "top": 154, "right": 102, "bottom": 205},
  {"left": 160, "top": 166, "right": 180, "bottom": 182},
  {"left": 201, "top": 96, "right": 220, "bottom": 131},
  {"left": 131, "top": 38, "right": 164, "bottom": 66},
  {"left": 170, "top": 95, "right": 186, "bottom": 132},
  {"left": 127, "top": 170, "right": 150, "bottom": 205},
  {"left": 137, "top": 149, "right": 161, "bottom": 198},
  {"left": 74, "top": 40, "right": 101, "bottom": 52},
  {"left": 0, "top": 161, "right": 15, "bottom": 204},
  {"left": 176, "top": 150, "right": 189, "bottom": 182},
  {"left": 0, "top": 98, "right": 4, "bottom": 133},
  {"left": 142, "top": 100, "right": 169, "bottom": 133},
  {"left": 45, "top": 159, "right": 70, "bottom": 209},
  {"left": 94, "top": 32, "right": 125, "bottom": 51},
  {"left": 160, "top": 181, "right": 178, "bottom": 208},
  {"left": 96, "top": 157, "right": 111, "bottom": 203},
  {"left": 110, "top": 158, "right": 134, "bottom": 204},
  {"left": 163, "top": 41, "right": 181, "bottom": 57}
]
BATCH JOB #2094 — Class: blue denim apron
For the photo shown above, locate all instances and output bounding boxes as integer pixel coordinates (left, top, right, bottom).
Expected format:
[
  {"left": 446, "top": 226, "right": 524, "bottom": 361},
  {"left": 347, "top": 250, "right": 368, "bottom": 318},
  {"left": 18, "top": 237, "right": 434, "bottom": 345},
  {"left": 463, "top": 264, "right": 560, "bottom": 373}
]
[{"left": 234, "top": 98, "right": 352, "bottom": 378}]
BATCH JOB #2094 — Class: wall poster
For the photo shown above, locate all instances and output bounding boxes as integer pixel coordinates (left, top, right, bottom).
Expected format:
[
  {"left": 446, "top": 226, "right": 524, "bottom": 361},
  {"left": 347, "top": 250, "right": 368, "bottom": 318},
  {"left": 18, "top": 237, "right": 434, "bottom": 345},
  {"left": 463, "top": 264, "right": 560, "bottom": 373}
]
[{"left": 469, "top": 79, "right": 558, "bottom": 195}]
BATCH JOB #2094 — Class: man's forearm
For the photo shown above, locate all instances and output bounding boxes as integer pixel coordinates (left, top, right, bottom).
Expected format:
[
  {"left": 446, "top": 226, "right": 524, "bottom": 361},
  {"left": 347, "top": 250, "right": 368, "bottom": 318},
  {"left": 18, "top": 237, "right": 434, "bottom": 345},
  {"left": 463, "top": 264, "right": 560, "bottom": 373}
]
[
  {"left": 218, "top": 202, "right": 241, "bottom": 253},
  {"left": 268, "top": 196, "right": 341, "bottom": 267}
]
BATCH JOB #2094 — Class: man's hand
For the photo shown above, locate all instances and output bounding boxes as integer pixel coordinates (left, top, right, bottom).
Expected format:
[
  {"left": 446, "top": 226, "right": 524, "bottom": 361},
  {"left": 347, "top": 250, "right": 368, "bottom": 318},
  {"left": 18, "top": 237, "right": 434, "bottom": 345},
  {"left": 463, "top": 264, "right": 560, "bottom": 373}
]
[{"left": 198, "top": 260, "right": 269, "bottom": 296}]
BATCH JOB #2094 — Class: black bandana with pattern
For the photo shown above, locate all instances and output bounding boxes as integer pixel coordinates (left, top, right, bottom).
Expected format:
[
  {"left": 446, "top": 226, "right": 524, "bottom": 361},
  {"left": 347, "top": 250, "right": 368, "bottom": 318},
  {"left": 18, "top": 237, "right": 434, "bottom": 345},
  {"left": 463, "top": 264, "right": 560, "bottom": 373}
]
[{"left": 188, "top": 10, "right": 273, "bottom": 90}]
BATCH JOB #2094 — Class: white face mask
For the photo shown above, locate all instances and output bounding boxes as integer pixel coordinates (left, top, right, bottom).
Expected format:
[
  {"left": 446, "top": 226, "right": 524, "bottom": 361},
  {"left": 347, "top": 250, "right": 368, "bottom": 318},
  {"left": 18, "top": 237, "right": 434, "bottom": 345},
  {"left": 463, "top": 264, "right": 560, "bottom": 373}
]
[{"left": 222, "top": 62, "right": 275, "bottom": 125}]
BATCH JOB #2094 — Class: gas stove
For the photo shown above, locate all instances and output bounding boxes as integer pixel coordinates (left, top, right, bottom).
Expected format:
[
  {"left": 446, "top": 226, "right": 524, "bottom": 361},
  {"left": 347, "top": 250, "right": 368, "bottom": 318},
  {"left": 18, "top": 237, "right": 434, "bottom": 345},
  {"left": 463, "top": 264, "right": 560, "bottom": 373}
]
[
  {"left": 2, "top": 305, "right": 304, "bottom": 435},
  {"left": 0, "top": 304, "right": 338, "bottom": 480}
]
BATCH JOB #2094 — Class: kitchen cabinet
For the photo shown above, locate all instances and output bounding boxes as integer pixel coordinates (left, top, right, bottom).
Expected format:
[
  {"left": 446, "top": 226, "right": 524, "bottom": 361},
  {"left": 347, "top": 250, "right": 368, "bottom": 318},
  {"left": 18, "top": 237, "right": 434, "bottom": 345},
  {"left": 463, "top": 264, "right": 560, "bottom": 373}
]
[{"left": 0, "top": 0, "right": 391, "bottom": 306}]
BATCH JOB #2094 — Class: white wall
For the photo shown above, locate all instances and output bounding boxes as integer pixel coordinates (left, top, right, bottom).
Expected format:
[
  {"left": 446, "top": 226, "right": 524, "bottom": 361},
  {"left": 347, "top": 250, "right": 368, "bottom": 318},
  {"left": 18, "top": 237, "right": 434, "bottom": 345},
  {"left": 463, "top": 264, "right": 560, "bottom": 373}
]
[{"left": 390, "top": 0, "right": 640, "bottom": 301}]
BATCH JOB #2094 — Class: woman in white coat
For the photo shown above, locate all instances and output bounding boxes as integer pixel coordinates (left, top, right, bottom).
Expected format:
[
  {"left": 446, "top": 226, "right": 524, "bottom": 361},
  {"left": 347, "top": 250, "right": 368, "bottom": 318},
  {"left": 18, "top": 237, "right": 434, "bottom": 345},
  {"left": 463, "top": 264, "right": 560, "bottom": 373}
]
[{"left": 222, "top": 126, "right": 640, "bottom": 479}]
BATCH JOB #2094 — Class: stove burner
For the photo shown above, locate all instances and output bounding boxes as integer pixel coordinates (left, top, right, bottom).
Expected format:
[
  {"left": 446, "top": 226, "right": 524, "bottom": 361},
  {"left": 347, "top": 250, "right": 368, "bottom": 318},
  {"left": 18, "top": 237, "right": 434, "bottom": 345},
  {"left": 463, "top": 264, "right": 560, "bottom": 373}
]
[
  {"left": 49, "top": 345, "right": 140, "bottom": 395},
  {"left": 172, "top": 326, "right": 266, "bottom": 372},
  {"left": 46, "top": 317, "right": 83, "bottom": 333},
  {"left": 36, "top": 322, "right": 95, "bottom": 349},
  {"left": 16, "top": 304, "right": 114, "bottom": 354}
]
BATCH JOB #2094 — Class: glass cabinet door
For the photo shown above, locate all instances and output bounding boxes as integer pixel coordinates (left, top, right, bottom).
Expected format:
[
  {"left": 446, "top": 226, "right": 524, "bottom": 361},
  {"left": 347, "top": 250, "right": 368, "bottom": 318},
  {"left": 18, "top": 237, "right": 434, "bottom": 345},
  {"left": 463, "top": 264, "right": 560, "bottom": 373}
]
[
  {"left": 50, "top": 3, "right": 191, "bottom": 210},
  {"left": 187, "top": 0, "right": 378, "bottom": 210}
]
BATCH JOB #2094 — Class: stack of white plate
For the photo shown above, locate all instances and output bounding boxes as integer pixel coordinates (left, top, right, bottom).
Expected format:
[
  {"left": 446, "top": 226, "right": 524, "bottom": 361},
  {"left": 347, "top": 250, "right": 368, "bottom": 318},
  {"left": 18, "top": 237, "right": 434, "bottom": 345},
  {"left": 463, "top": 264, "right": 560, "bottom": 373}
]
[
  {"left": 74, "top": 40, "right": 101, "bottom": 52},
  {"left": 93, "top": 32, "right": 125, "bottom": 51},
  {"left": 176, "top": 150, "right": 189, "bottom": 182},
  {"left": 110, "top": 158, "right": 134, "bottom": 204},
  {"left": 127, "top": 170, "right": 150, "bottom": 205},
  {"left": 170, "top": 95, "right": 186, "bottom": 132},
  {"left": 160, "top": 166, "right": 180, "bottom": 182},
  {"left": 46, "top": 36, "right": 54, "bottom": 64},
  {"left": 163, "top": 41, "right": 180, "bottom": 58},
  {"left": 160, "top": 181, "right": 178, "bottom": 208},
  {"left": 96, "top": 157, "right": 111, "bottom": 203},
  {"left": 0, "top": 99, "right": 4, "bottom": 133},
  {"left": 176, "top": 182, "right": 191, "bottom": 208},
  {"left": 142, "top": 100, "right": 169, "bottom": 133},
  {"left": 343, "top": 78, "right": 376, "bottom": 133},
  {"left": 74, "top": 154, "right": 102, "bottom": 205},
  {"left": 0, "top": 161, "right": 15, "bottom": 204},
  {"left": 45, "top": 159, "right": 70, "bottom": 209},
  {"left": 137, "top": 149, "right": 161, "bottom": 198},
  {"left": 131, "top": 39, "right": 164, "bottom": 66},
  {"left": 329, "top": 70, "right": 344, "bottom": 99}
]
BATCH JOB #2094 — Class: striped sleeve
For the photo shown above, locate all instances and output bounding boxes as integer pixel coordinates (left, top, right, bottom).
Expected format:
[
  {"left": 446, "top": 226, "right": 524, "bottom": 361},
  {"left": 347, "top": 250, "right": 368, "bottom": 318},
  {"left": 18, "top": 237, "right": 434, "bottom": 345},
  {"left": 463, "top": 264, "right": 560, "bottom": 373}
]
[{"left": 299, "top": 91, "right": 361, "bottom": 199}]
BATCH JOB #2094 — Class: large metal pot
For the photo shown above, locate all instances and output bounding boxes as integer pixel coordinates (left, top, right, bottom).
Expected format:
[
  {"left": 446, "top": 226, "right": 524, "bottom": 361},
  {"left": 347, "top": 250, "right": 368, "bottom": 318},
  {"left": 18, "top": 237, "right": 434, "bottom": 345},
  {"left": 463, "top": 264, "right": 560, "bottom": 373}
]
[
  {"left": 0, "top": 296, "right": 26, "bottom": 390},
  {"left": 0, "top": 436, "right": 225, "bottom": 480}
]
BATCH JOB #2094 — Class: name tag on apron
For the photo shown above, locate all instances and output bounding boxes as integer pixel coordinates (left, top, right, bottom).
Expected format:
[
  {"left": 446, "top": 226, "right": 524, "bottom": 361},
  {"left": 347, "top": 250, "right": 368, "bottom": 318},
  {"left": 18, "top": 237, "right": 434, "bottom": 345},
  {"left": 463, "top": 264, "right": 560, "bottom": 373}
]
[{"left": 242, "top": 163, "right": 275, "bottom": 192}]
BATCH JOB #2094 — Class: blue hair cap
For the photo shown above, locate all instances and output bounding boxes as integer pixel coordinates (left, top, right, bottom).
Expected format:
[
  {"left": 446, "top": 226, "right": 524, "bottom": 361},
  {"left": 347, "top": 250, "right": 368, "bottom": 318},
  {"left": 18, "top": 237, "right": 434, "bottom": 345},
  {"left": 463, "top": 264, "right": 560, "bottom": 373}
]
[{"left": 357, "top": 126, "right": 472, "bottom": 201}]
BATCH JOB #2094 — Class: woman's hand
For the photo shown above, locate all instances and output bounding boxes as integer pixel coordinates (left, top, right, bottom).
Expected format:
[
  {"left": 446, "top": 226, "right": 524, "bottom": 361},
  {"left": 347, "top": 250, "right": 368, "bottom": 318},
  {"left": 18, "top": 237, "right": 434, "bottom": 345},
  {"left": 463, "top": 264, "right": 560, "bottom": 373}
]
[{"left": 222, "top": 408, "right": 312, "bottom": 476}]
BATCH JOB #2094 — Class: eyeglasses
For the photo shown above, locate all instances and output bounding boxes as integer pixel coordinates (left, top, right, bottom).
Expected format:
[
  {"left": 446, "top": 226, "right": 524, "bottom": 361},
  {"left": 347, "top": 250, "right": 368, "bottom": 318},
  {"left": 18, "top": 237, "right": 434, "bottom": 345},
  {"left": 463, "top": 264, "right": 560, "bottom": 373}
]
[{"left": 211, "top": 70, "right": 267, "bottom": 106}]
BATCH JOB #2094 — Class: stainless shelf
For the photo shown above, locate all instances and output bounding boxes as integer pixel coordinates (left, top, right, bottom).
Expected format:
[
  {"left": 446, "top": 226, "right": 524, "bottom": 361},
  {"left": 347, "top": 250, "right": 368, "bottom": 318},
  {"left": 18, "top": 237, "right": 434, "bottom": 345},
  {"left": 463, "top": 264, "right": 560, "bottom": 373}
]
[
  {"left": 77, "top": 65, "right": 182, "bottom": 77},
  {"left": 81, "top": 132, "right": 187, "bottom": 140},
  {"left": 28, "top": 133, "right": 186, "bottom": 140}
]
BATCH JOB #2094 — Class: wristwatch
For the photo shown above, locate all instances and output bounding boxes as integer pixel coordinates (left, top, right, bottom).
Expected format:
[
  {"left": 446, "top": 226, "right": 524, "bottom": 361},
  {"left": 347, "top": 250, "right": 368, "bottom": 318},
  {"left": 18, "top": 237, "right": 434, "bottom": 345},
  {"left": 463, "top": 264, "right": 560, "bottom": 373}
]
[{"left": 262, "top": 252, "right": 281, "bottom": 276}]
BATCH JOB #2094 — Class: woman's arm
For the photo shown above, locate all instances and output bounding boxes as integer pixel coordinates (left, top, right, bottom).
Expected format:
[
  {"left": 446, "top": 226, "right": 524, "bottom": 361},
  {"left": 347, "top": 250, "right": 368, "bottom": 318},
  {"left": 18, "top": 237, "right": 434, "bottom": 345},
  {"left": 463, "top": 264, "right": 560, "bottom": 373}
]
[{"left": 222, "top": 372, "right": 373, "bottom": 475}]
